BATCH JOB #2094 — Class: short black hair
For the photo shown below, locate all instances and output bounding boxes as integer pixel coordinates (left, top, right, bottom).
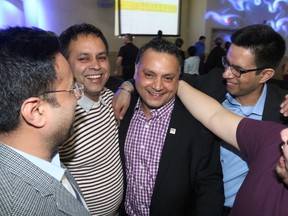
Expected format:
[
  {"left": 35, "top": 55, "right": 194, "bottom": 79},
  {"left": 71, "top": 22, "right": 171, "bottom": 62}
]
[
  {"left": 199, "top": 36, "right": 206, "bottom": 40},
  {"left": 187, "top": 46, "right": 197, "bottom": 56},
  {"left": 175, "top": 38, "right": 184, "bottom": 48},
  {"left": 136, "top": 38, "right": 183, "bottom": 72},
  {"left": 0, "top": 26, "right": 60, "bottom": 132},
  {"left": 231, "top": 24, "right": 285, "bottom": 70},
  {"left": 59, "top": 23, "right": 109, "bottom": 59}
]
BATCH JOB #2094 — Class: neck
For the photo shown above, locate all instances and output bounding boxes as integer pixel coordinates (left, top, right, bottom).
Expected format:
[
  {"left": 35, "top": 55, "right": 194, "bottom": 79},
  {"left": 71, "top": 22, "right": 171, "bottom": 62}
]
[
  {"left": 234, "top": 85, "right": 264, "bottom": 106},
  {"left": 0, "top": 132, "right": 54, "bottom": 161}
]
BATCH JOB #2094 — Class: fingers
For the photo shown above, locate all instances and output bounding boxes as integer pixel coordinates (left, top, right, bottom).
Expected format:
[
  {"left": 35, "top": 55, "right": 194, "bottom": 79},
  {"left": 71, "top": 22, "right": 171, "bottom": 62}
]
[
  {"left": 280, "top": 95, "right": 288, "bottom": 116},
  {"left": 112, "top": 87, "right": 132, "bottom": 122}
]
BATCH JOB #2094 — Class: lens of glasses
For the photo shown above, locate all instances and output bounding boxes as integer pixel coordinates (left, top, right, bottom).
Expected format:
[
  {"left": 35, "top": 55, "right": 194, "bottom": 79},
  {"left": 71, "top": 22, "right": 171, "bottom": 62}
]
[
  {"left": 221, "top": 57, "right": 241, "bottom": 78},
  {"left": 73, "top": 83, "right": 84, "bottom": 99}
]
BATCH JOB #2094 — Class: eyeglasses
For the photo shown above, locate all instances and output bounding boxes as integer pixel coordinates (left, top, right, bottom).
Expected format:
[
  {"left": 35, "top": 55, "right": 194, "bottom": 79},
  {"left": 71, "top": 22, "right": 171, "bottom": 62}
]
[
  {"left": 221, "top": 56, "right": 266, "bottom": 78},
  {"left": 42, "top": 82, "right": 84, "bottom": 100}
]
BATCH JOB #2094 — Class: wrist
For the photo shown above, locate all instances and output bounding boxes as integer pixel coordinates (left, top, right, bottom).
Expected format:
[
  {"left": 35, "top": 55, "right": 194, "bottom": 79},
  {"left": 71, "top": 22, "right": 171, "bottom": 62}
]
[
  {"left": 120, "top": 81, "right": 134, "bottom": 93},
  {"left": 118, "top": 86, "right": 133, "bottom": 94}
]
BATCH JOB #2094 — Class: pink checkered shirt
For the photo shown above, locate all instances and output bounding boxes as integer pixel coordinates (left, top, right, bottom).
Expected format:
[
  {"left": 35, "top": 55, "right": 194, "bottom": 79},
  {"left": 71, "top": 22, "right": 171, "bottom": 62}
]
[{"left": 124, "top": 97, "right": 175, "bottom": 216}]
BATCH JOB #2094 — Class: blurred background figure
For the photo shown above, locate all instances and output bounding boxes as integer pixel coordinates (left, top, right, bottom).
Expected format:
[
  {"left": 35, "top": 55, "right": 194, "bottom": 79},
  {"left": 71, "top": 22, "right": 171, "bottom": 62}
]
[
  {"left": 198, "top": 54, "right": 206, "bottom": 75},
  {"left": 175, "top": 38, "right": 186, "bottom": 73},
  {"left": 204, "top": 37, "right": 226, "bottom": 73},
  {"left": 175, "top": 38, "right": 186, "bottom": 60},
  {"left": 194, "top": 35, "right": 206, "bottom": 56},
  {"left": 224, "top": 41, "right": 231, "bottom": 54},
  {"left": 115, "top": 33, "right": 139, "bottom": 81},
  {"left": 156, "top": 30, "right": 163, "bottom": 39},
  {"left": 184, "top": 45, "right": 200, "bottom": 76}
]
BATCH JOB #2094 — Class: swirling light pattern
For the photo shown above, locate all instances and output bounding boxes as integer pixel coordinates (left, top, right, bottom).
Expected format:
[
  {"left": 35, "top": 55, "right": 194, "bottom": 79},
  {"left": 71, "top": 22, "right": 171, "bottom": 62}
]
[{"left": 205, "top": 0, "right": 288, "bottom": 36}]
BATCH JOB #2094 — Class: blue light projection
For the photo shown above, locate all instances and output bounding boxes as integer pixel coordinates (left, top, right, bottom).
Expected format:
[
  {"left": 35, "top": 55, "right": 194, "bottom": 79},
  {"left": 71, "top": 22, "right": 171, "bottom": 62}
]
[
  {"left": 0, "top": 0, "right": 24, "bottom": 28},
  {"left": 205, "top": 0, "right": 288, "bottom": 36}
]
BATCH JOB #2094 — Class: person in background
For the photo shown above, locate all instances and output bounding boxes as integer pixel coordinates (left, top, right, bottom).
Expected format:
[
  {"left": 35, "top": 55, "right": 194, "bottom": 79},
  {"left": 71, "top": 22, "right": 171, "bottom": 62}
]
[
  {"left": 224, "top": 41, "right": 231, "bottom": 54},
  {"left": 112, "top": 24, "right": 288, "bottom": 216},
  {"left": 0, "top": 26, "right": 89, "bottom": 215},
  {"left": 177, "top": 80, "right": 288, "bottom": 216},
  {"left": 156, "top": 30, "right": 163, "bottom": 39},
  {"left": 118, "top": 38, "right": 224, "bottom": 216},
  {"left": 198, "top": 53, "right": 206, "bottom": 75},
  {"left": 184, "top": 45, "right": 200, "bottom": 76},
  {"left": 175, "top": 38, "right": 185, "bottom": 61},
  {"left": 204, "top": 37, "right": 226, "bottom": 73},
  {"left": 194, "top": 35, "right": 206, "bottom": 56},
  {"left": 59, "top": 23, "right": 123, "bottom": 216},
  {"left": 115, "top": 33, "right": 139, "bottom": 81}
]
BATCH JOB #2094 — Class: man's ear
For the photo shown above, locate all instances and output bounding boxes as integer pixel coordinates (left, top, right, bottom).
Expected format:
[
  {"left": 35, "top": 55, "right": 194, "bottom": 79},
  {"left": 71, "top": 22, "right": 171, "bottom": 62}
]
[
  {"left": 259, "top": 68, "right": 275, "bottom": 83},
  {"left": 21, "top": 97, "right": 46, "bottom": 128}
]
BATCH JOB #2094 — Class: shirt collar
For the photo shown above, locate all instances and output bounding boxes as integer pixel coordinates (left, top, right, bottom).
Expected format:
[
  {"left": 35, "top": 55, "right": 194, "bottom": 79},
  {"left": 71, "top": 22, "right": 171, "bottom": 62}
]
[
  {"left": 134, "top": 97, "right": 175, "bottom": 119},
  {"left": 225, "top": 83, "right": 267, "bottom": 117},
  {"left": 6, "top": 145, "right": 65, "bottom": 181},
  {"left": 77, "top": 93, "right": 107, "bottom": 113}
]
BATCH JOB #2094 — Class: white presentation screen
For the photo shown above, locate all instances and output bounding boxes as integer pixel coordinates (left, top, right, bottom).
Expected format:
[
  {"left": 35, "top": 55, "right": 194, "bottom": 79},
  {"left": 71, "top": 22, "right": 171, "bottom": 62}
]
[{"left": 117, "top": 0, "right": 181, "bottom": 36}]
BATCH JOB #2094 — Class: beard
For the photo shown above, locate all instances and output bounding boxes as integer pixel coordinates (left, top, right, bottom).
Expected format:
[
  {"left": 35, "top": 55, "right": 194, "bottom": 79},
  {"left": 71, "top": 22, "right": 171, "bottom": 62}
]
[{"left": 53, "top": 124, "right": 74, "bottom": 149}]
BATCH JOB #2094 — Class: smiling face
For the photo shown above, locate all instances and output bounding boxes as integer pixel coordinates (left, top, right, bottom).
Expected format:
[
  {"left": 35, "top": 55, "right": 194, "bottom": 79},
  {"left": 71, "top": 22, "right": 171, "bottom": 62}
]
[
  {"left": 222, "top": 44, "right": 266, "bottom": 106},
  {"left": 276, "top": 128, "right": 288, "bottom": 185},
  {"left": 67, "top": 34, "right": 110, "bottom": 101},
  {"left": 135, "top": 48, "right": 179, "bottom": 117}
]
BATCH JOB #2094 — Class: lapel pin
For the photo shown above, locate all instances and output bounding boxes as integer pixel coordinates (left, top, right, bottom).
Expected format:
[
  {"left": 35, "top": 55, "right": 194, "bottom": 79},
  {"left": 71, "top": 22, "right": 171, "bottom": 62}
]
[{"left": 169, "top": 128, "right": 176, "bottom": 134}]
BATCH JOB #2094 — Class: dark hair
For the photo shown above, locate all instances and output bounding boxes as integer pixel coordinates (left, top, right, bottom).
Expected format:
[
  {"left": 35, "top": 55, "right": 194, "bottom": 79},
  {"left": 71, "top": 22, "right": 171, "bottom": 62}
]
[
  {"left": 136, "top": 38, "right": 183, "bottom": 71},
  {"left": 214, "top": 37, "right": 222, "bottom": 46},
  {"left": 175, "top": 38, "right": 184, "bottom": 48},
  {"left": 199, "top": 36, "right": 206, "bottom": 40},
  {"left": 59, "top": 23, "right": 109, "bottom": 59},
  {"left": 157, "top": 30, "right": 163, "bottom": 38},
  {"left": 0, "top": 26, "right": 60, "bottom": 133},
  {"left": 231, "top": 24, "right": 286, "bottom": 70},
  {"left": 126, "top": 33, "right": 133, "bottom": 41},
  {"left": 224, "top": 41, "right": 231, "bottom": 50},
  {"left": 187, "top": 46, "right": 197, "bottom": 56}
]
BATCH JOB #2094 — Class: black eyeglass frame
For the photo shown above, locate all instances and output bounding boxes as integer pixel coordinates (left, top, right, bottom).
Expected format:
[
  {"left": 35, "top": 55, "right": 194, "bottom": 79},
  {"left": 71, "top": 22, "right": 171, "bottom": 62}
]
[{"left": 221, "top": 56, "right": 266, "bottom": 78}]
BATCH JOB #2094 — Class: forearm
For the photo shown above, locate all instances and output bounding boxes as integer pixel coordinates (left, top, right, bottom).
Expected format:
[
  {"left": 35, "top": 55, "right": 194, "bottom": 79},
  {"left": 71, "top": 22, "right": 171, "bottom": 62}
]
[
  {"left": 112, "top": 80, "right": 134, "bottom": 121},
  {"left": 177, "top": 80, "right": 240, "bottom": 148}
]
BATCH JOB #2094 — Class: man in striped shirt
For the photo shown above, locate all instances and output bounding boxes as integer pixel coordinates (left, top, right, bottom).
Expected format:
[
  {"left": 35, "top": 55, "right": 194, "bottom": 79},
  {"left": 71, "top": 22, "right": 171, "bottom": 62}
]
[{"left": 59, "top": 23, "right": 123, "bottom": 216}]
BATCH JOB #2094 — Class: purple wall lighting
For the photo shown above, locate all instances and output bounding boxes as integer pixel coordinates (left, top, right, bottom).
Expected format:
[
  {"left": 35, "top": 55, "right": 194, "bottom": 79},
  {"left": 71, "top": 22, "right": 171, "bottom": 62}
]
[{"left": 0, "top": 0, "right": 24, "bottom": 27}]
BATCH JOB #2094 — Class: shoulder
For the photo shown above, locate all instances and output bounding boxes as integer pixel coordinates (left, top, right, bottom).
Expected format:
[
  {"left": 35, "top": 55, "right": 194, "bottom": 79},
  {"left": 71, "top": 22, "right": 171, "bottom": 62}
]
[
  {"left": 101, "top": 87, "right": 114, "bottom": 102},
  {"left": 267, "top": 83, "right": 288, "bottom": 95},
  {"left": 237, "top": 118, "right": 285, "bottom": 149},
  {"left": 266, "top": 83, "right": 288, "bottom": 106}
]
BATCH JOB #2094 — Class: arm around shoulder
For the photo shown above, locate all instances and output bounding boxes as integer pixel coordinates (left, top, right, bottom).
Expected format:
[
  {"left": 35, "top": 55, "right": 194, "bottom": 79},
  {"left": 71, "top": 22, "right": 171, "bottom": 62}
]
[{"left": 177, "top": 80, "right": 242, "bottom": 149}]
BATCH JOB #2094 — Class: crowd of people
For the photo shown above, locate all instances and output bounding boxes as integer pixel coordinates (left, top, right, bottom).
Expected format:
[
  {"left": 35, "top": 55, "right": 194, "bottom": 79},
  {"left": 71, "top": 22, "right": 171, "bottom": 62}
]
[{"left": 0, "top": 23, "right": 287, "bottom": 216}]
